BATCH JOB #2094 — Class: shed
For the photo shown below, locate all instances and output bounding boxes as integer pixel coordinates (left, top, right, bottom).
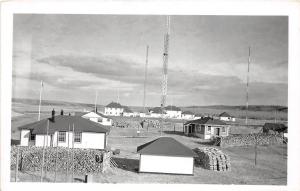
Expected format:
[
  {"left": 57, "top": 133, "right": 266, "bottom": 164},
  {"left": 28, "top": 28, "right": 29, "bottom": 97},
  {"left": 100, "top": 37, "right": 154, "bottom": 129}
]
[{"left": 137, "top": 137, "right": 197, "bottom": 175}]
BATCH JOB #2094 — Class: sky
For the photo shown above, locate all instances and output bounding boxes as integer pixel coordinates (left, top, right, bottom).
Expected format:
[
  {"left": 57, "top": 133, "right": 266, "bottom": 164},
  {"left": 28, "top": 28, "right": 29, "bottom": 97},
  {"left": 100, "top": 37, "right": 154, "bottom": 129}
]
[{"left": 12, "top": 14, "right": 288, "bottom": 107}]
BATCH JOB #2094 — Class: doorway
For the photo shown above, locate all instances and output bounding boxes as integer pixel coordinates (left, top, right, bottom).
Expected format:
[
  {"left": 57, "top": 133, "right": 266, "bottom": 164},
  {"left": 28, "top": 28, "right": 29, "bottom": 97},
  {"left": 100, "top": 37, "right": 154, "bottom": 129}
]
[{"left": 215, "top": 128, "right": 220, "bottom": 136}]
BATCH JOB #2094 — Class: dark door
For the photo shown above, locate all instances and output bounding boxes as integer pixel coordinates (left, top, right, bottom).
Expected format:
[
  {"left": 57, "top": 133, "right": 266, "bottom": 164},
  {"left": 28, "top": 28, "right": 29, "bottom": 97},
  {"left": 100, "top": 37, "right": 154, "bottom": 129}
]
[{"left": 215, "top": 128, "right": 220, "bottom": 136}]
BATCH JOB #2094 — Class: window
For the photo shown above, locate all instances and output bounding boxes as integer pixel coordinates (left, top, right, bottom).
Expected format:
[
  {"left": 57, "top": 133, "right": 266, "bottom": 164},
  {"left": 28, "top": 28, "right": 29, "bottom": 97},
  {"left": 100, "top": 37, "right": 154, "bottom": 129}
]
[
  {"left": 222, "top": 127, "right": 226, "bottom": 132},
  {"left": 207, "top": 126, "right": 211, "bottom": 132},
  {"left": 74, "top": 132, "right": 82, "bottom": 143},
  {"left": 58, "top": 131, "right": 66, "bottom": 142},
  {"left": 29, "top": 129, "right": 35, "bottom": 141}
]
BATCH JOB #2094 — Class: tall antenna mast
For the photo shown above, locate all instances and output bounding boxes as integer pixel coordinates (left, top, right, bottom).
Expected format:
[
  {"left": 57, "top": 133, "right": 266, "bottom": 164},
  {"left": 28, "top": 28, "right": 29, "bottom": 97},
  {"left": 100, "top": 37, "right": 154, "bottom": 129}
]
[
  {"left": 246, "top": 46, "right": 251, "bottom": 126},
  {"left": 143, "top": 45, "right": 149, "bottom": 113},
  {"left": 161, "top": 15, "right": 171, "bottom": 136},
  {"left": 38, "top": 80, "right": 43, "bottom": 121}
]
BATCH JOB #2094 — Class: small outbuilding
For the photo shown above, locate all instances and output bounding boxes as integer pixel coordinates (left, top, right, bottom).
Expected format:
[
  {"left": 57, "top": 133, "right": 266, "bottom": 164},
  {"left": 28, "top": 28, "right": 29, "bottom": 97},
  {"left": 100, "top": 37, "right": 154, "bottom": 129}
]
[
  {"left": 219, "top": 112, "right": 235, "bottom": 122},
  {"left": 181, "top": 111, "right": 195, "bottom": 120},
  {"left": 137, "top": 137, "right": 197, "bottom": 175},
  {"left": 184, "top": 117, "right": 230, "bottom": 139}
]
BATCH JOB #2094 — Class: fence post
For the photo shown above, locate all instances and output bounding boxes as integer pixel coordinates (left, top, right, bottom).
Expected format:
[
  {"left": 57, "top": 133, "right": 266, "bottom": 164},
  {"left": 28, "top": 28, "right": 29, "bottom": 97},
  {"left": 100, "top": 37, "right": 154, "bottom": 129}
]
[{"left": 15, "top": 146, "right": 20, "bottom": 182}]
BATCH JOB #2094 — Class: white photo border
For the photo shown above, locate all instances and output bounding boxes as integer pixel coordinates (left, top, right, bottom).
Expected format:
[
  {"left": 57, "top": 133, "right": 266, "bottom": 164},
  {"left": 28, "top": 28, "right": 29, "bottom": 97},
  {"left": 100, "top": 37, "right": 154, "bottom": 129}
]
[{"left": 1, "top": 1, "right": 300, "bottom": 191}]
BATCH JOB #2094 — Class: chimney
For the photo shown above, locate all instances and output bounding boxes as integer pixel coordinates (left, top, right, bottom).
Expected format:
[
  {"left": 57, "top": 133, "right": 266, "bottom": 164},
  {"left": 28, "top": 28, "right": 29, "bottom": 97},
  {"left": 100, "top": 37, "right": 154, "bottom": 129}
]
[
  {"left": 52, "top": 109, "right": 55, "bottom": 121},
  {"left": 61, "top": 109, "right": 64, "bottom": 115}
]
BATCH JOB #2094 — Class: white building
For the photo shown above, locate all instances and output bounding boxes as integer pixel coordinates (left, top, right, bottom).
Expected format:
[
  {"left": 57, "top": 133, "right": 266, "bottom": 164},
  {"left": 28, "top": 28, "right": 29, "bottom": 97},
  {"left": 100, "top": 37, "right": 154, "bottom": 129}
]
[
  {"left": 137, "top": 137, "right": 197, "bottom": 175},
  {"left": 219, "top": 112, "right": 235, "bottom": 122},
  {"left": 104, "top": 102, "right": 124, "bottom": 116},
  {"left": 19, "top": 112, "right": 109, "bottom": 150},
  {"left": 181, "top": 111, "right": 195, "bottom": 120},
  {"left": 184, "top": 117, "right": 230, "bottom": 139},
  {"left": 75, "top": 111, "right": 112, "bottom": 126},
  {"left": 122, "top": 106, "right": 134, "bottom": 117},
  {"left": 149, "top": 107, "right": 166, "bottom": 118},
  {"left": 165, "top": 105, "right": 182, "bottom": 119}
]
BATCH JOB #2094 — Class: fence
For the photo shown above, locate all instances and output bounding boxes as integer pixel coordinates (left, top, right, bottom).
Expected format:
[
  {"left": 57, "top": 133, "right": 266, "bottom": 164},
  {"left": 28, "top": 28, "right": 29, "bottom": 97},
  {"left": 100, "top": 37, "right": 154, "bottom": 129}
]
[{"left": 216, "top": 133, "right": 284, "bottom": 147}]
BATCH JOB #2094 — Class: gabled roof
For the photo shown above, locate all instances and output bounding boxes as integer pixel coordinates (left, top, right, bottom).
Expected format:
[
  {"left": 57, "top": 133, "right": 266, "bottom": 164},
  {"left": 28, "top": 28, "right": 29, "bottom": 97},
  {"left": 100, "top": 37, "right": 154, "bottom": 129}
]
[
  {"left": 263, "top": 123, "right": 287, "bottom": 133},
  {"left": 18, "top": 115, "right": 110, "bottom": 135},
  {"left": 75, "top": 111, "right": 111, "bottom": 119},
  {"left": 195, "top": 113, "right": 203, "bottom": 117},
  {"left": 184, "top": 117, "right": 227, "bottom": 126},
  {"left": 165, "top": 105, "right": 181, "bottom": 111},
  {"left": 105, "top": 102, "right": 123, "bottom": 109},
  {"left": 91, "top": 110, "right": 112, "bottom": 119},
  {"left": 182, "top": 111, "right": 194, "bottom": 115},
  {"left": 123, "top": 106, "right": 133, "bottom": 113},
  {"left": 149, "top": 107, "right": 166, "bottom": 114},
  {"left": 219, "top": 112, "right": 231, "bottom": 117},
  {"left": 137, "top": 137, "right": 197, "bottom": 157}
]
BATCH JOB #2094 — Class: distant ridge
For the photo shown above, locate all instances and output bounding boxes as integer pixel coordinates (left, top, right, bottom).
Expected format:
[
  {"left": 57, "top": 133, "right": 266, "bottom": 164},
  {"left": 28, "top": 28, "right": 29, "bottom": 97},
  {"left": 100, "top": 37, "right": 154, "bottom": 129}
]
[
  {"left": 12, "top": 98, "right": 95, "bottom": 108},
  {"left": 184, "top": 105, "right": 288, "bottom": 112}
]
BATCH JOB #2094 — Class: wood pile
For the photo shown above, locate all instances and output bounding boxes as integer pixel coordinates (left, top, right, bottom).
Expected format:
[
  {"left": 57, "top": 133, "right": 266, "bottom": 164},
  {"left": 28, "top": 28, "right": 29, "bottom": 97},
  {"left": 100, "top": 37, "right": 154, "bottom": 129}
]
[
  {"left": 219, "top": 133, "right": 284, "bottom": 147},
  {"left": 141, "top": 119, "right": 161, "bottom": 129},
  {"left": 11, "top": 146, "right": 111, "bottom": 173},
  {"left": 193, "top": 147, "right": 231, "bottom": 171}
]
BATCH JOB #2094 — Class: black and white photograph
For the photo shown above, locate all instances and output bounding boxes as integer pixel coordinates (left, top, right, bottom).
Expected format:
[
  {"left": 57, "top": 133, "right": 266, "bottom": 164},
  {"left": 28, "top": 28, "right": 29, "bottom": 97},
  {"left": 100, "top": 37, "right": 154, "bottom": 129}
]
[{"left": 1, "top": 1, "right": 300, "bottom": 191}]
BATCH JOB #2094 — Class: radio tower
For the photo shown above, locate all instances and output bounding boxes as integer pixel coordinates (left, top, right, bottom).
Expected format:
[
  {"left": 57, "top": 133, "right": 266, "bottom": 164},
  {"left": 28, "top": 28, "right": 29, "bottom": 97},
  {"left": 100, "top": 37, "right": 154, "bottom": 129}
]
[{"left": 160, "top": 16, "right": 171, "bottom": 135}]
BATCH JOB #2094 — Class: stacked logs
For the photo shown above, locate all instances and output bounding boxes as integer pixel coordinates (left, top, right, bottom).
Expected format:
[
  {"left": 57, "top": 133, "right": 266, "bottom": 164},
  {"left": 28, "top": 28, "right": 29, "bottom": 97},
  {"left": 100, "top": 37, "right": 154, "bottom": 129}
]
[
  {"left": 11, "top": 146, "right": 111, "bottom": 173},
  {"left": 112, "top": 118, "right": 161, "bottom": 129},
  {"left": 141, "top": 119, "right": 161, "bottom": 129},
  {"left": 219, "top": 134, "right": 284, "bottom": 147},
  {"left": 193, "top": 147, "right": 231, "bottom": 171}
]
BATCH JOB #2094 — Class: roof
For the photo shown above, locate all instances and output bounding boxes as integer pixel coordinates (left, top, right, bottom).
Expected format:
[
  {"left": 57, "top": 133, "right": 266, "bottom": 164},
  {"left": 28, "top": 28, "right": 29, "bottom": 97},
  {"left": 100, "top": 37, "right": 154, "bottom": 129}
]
[
  {"left": 194, "top": 113, "right": 203, "bottom": 117},
  {"left": 149, "top": 107, "right": 167, "bottom": 114},
  {"left": 105, "top": 102, "right": 123, "bottom": 109},
  {"left": 263, "top": 123, "right": 287, "bottom": 133},
  {"left": 18, "top": 115, "right": 110, "bottom": 135},
  {"left": 165, "top": 105, "right": 181, "bottom": 111},
  {"left": 75, "top": 111, "right": 111, "bottom": 119},
  {"left": 184, "top": 117, "right": 227, "bottom": 126},
  {"left": 182, "top": 111, "right": 194, "bottom": 115},
  {"left": 219, "top": 112, "right": 231, "bottom": 117},
  {"left": 137, "top": 137, "right": 197, "bottom": 157},
  {"left": 123, "top": 106, "right": 133, "bottom": 113}
]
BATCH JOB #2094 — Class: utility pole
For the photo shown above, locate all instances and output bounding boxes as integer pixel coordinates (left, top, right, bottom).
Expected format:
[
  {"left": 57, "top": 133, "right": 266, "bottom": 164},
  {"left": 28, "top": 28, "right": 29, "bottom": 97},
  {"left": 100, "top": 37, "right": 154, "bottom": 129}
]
[
  {"left": 94, "top": 91, "right": 98, "bottom": 112},
  {"left": 246, "top": 46, "right": 251, "bottom": 126},
  {"left": 143, "top": 45, "right": 149, "bottom": 114},
  {"left": 160, "top": 15, "right": 171, "bottom": 136}
]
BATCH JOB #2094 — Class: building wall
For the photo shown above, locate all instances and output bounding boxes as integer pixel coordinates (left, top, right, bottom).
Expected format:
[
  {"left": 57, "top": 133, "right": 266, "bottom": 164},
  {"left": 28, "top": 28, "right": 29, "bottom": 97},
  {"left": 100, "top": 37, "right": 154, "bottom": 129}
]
[
  {"left": 149, "top": 113, "right": 162, "bottom": 118},
  {"left": 35, "top": 135, "right": 51, "bottom": 147},
  {"left": 104, "top": 107, "right": 123, "bottom": 116},
  {"left": 123, "top": 112, "right": 134, "bottom": 117},
  {"left": 139, "top": 154, "right": 194, "bottom": 175},
  {"left": 184, "top": 124, "right": 230, "bottom": 140},
  {"left": 34, "top": 131, "right": 106, "bottom": 149},
  {"left": 166, "top": 110, "right": 182, "bottom": 118},
  {"left": 182, "top": 114, "right": 194, "bottom": 120},
  {"left": 220, "top": 116, "right": 235, "bottom": 122},
  {"left": 20, "top": 130, "right": 30, "bottom": 146}
]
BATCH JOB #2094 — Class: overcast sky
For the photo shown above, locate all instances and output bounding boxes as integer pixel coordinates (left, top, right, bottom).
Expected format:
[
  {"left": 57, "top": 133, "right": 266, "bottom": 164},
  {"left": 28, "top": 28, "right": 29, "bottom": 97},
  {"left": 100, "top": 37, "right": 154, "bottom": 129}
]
[{"left": 12, "top": 14, "right": 288, "bottom": 107}]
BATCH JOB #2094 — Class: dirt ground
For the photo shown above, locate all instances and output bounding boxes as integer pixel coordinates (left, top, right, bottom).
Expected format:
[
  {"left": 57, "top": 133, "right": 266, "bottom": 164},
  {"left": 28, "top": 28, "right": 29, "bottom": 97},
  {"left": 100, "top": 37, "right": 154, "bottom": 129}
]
[{"left": 11, "top": 125, "right": 287, "bottom": 185}]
